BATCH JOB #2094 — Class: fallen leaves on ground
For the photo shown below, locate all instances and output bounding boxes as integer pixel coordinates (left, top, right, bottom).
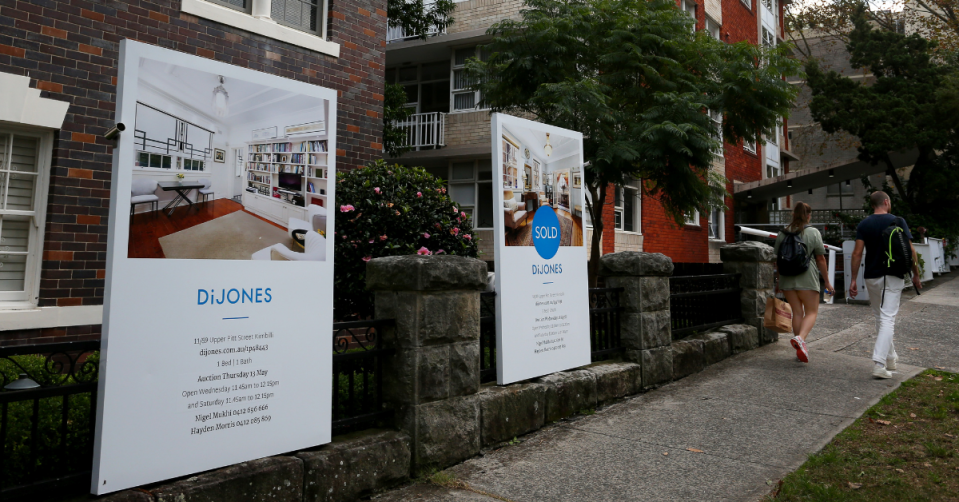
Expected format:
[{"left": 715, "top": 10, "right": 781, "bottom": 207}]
[
  {"left": 848, "top": 482, "right": 862, "bottom": 489},
  {"left": 687, "top": 448, "right": 704, "bottom": 453}
]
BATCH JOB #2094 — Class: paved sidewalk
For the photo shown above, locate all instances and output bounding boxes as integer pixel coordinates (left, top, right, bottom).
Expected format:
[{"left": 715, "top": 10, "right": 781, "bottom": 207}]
[{"left": 374, "top": 274, "right": 959, "bottom": 502}]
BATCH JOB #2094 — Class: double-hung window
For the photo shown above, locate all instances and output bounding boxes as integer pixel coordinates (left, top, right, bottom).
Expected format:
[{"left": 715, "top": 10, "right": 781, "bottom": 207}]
[
  {"left": 271, "top": 0, "right": 322, "bottom": 35},
  {"left": 0, "top": 129, "right": 52, "bottom": 308},
  {"left": 613, "top": 185, "right": 640, "bottom": 233},
  {"left": 424, "top": 160, "right": 494, "bottom": 229},
  {"left": 706, "top": 16, "right": 721, "bottom": 40},
  {"left": 708, "top": 187, "right": 725, "bottom": 240},
  {"left": 680, "top": 0, "right": 697, "bottom": 29},
  {"left": 181, "top": 0, "right": 335, "bottom": 54},
  {"left": 709, "top": 110, "right": 723, "bottom": 155},
  {"left": 134, "top": 103, "right": 212, "bottom": 173},
  {"left": 451, "top": 47, "right": 484, "bottom": 112},
  {"left": 685, "top": 210, "right": 701, "bottom": 227}
]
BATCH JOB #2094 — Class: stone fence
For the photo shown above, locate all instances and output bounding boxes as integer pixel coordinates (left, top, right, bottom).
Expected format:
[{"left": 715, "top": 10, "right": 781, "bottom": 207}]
[{"left": 100, "top": 245, "right": 776, "bottom": 502}]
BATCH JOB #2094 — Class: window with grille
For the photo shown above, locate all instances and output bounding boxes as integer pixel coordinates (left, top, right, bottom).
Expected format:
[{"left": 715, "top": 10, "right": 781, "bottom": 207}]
[
  {"left": 425, "top": 160, "right": 494, "bottom": 229},
  {"left": 135, "top": 103, "right": 212, "bottom": 172},
  {"left": 451, "top": 47, "right": 486, "bottom": 112},
  {"left": 0, "top": 130, "right": 51, "bottom": 306},
  {"left": 207, "top": 0, "right": 251, "bottom": 13},
  {"left": 271, "top": 0, "right": 321, "bottom": 34}
]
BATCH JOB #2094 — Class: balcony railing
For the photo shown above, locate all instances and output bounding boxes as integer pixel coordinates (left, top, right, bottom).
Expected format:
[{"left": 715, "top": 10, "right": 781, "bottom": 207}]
[
  {"left": 386, "top": 24, "right": 446, "bottom": 43},
  {"left": 393, "top": 112, "right": 446, "bottom": 150}
]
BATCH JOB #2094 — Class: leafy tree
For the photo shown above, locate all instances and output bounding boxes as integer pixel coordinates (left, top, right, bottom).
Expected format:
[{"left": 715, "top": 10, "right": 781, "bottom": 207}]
[
  {"left": 388, "top": 0, "right": 455, "bottom": 41},
  {"left": 805, "top": 8, "right": 959, "bottom": 248},
  {"left": 467, "top": 0, "right": 799, "bottom": 283},
  {"left": 383, "top": 82, "right": 413, "bottom": 158},
  {"left": 334, "top": 160, "right": 479, "bottom": 318}
]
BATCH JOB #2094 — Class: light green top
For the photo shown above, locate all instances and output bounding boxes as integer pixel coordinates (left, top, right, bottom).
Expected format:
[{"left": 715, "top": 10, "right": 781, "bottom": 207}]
[{"left": 774, "top": 226, "right": 826, "bottom": 291}]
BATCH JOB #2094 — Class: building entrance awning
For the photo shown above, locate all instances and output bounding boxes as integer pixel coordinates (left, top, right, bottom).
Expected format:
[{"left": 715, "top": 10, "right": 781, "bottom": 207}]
[{"left": 733, "top": 149, "right": 917, "bottom": 200}]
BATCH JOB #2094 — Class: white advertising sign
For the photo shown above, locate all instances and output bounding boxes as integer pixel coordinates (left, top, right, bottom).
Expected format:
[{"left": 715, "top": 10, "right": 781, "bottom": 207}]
[
  {"left": 491, "top": 113, "right": 591, "bottom": 385},
  {"left": 93, "top": 40, "right": 335, "bottom": 494}
]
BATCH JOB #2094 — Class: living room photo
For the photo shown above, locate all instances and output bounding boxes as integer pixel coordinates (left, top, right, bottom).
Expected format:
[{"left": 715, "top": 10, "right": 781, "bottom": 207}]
[
  {"left": 500, "top": 124, "right": 584, "bottom": 247},
  {"left": 126, "top": 58, "right": 331, "bottom": 262}
]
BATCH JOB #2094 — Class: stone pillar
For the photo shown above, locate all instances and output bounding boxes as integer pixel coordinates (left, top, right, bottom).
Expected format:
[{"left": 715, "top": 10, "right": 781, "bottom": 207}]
[
  {"left": 366, "top": 255, "right": 488, "bottom": 475},
  {"left": 720, "top": 241, "right": 777, "bottom": 344},
  {"left": 598, "top": 251, "right": 674, "bottom": 389}
]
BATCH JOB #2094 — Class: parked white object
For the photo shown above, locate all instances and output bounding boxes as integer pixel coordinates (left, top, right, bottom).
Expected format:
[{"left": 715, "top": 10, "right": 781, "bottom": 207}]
[
  {"left": 843, "top": 240, "right": 868, "bottom": 302},
  {"left": 913, "top": 243, "right": 935, "bottom": 282}
]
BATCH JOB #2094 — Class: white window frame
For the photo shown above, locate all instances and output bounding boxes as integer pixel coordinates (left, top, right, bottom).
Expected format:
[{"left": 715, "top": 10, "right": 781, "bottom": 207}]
[
  {"left": 685, "top": 210, "right": 700, "bottom": 227},
  {"left": 741, "top": 0, "right": 751, "bottom": 10},
  {"left": 705, "top": 16, "right": 721, "bottom": 40},
  {"left": 0, "top": 127, "right": 53, "bottom": 310},
  {"left": 430, "top": 160, "right": 494, "bottom": 229},
  {"left": 613, "top": 184, "right": 641, "bottom": 234},
  {"left": 744, "top": 140, "right": 757, "bottom": 155},
  {"left": 180, "top": 0, "right": 339, "bottom": 56},
  {"left": 134, "top": 103, "right": 212, "bottom": 173},
  {"left": 708, "top": 187, "right": 725, "bottom": 241},
  {"left": 387, "top": 62, "right": 452, "bottom": 114},
  {"left": 709, "top": 109, "right": 723, "bottom": 155},
  {"left": 451, "top": 46, "right": 485, "bottom": 113},
  {"left": 680, "top": 0, "right": 697, "bottom": 30}
]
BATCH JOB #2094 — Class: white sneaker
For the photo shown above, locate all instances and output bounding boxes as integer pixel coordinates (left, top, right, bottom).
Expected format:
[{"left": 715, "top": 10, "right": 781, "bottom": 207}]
[
  {"left": 873, "top": 365, "right": 893, "bottom": 379},
  {"left": 886, "top": 355, "right": 898, "bottom": 371}
]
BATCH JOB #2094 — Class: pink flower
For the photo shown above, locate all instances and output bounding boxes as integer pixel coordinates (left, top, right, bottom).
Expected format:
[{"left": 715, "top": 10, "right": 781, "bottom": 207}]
[
  {"left": 435, "top": 223, "right": 442, "bottom": 229},
  {"left": 436, "top": 249, "right": 446, "bottom": 254},
  {"left": 464, "top": 234, "right": 472, "bottom": 241},
  {"left": 380, "top": 235, "right": 387, "bottom": 241},
  {"left": 452, "top": 207, "right": 458, "bottom": 214},
  {"left": 417, "top": 192, "right": 423, "bottom": 198},
  {"left": 423, "top": 232, "right": 431, "bottom": 239},
  {"left": 451, "top": 227, "right": 460, "bottom": 236},
  {"left": 369, "top": 239, "right": 374, "bottom": 244},
  {"left": 417, "top": 247, "right": 432, "bottom": 256},
  {"left": 460, "top": 211, "right": 466, "bottom": 219},
  {"left": 374, "top": 187, "right": 381, "bottom": 194},
  {"left": 340, "top": 204, "right": 355, "bottom": 212},
  {"left": 362, "top": 256, "right": 372, "bottom": 262}
]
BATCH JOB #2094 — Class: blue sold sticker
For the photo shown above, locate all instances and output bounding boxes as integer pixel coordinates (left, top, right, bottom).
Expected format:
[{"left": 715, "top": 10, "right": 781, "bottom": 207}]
[{"left": 531, "top": 207, "right": 561, "bottom": 260}]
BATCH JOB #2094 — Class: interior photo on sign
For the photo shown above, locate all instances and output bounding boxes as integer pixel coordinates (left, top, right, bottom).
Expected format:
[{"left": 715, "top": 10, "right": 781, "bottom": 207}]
[
  {"left": 127, "top": 58, "right": 330, "bottom": 261},
  {"left": 501, "top": 125, "right": 583, "bottom": 247}
]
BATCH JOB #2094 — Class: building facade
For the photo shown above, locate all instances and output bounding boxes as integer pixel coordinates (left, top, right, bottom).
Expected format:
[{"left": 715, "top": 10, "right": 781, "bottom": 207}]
[
  {"left": 0, "top": 0, "right": 386, "bottom": 344},
  {"left": 385, "top": 0, "right": 793, "bottom": 266}
]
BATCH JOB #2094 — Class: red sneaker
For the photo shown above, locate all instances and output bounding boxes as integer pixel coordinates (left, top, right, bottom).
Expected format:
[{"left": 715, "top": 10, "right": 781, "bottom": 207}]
[{"left": 790, "top": 336, "right": 809, "bottom": 363}]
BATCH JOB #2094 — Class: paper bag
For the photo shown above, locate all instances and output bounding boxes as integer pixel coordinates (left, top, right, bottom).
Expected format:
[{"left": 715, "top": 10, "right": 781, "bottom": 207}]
[{"left": 763, "top": 297, "right": 793, "bottom": 334}]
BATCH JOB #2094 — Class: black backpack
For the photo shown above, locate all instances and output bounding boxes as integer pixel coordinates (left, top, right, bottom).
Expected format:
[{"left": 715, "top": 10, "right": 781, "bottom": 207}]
[
  {"left": 777, "top": 227, "right": 812, "bottom": 277},
  {"left": 881, "top": 217, "right": 913, "bottom": 278}
]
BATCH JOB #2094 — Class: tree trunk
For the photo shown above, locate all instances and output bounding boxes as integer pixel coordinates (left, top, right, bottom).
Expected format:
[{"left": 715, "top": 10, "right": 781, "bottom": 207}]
[
  {"left": 586, "top": 182, "right": 608, "bottom": 288},
  {"left": 883, "top": 154, "right": 910, "bottom": 210}
]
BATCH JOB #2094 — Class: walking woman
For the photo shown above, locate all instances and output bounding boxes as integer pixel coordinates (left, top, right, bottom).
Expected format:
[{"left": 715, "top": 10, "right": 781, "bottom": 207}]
[{"left": 773, "top": 202, "right": 835, "bottom": 363}]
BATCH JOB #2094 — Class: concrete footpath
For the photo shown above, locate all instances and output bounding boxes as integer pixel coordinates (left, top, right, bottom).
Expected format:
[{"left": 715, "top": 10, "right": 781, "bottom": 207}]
[{"left": 372, "top": 275, "right": 959, "bottom": 502}]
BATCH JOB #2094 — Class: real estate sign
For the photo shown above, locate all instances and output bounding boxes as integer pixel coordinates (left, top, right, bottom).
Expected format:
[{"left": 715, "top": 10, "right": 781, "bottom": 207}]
[
  {"left": 93, "top": 40, "right": 336, "bottom": 494},
  {"left": 490, "top": 113, "right": 591, "bottom": 385}
]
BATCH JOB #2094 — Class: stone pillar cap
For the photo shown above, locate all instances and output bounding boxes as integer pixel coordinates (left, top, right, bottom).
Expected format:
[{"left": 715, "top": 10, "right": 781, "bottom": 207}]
[
  {"left": 719, "top": 241, "right": 776, "bottom": 262},
  {"left": 367, "top": 255, "right": 489, "bottom": 291},
  {"left": 598, "top": 252, "right": 673, "bottom": 277}
]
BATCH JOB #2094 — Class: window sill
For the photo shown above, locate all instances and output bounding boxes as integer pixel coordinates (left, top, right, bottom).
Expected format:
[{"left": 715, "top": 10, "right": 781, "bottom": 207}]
[{"left": 181, "top": 0, "right": 340, "bottom": 57}]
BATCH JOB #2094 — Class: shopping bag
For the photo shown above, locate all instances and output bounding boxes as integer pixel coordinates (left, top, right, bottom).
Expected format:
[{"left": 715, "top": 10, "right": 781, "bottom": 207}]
[{"left": 763, "top": 297, "right": 793, "bottom": 333}]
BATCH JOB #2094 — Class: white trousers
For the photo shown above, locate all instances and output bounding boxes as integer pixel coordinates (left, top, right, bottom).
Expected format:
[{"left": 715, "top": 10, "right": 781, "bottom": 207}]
[{"left": 865, "top": 275, "right": 904, "bottom": 366}]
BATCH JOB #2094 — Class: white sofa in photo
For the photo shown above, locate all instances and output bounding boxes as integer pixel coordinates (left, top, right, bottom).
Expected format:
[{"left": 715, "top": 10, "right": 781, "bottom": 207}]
[{"left": 252, "top": 229, "right": 326, "bottom": 261}]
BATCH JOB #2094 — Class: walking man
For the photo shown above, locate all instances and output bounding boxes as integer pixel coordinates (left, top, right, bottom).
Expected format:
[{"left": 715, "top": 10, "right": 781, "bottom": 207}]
[{"left": 849, "top": 191, "right": 922, "bottom": 379}]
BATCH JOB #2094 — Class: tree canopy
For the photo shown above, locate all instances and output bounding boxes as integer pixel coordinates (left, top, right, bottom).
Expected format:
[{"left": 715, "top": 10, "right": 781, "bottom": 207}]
[
  {"left": 806, "top": 8, "right": 959, "bottom": 247},
  {"left": 467, "top": 0, "right": 799, "bottom": 281}
]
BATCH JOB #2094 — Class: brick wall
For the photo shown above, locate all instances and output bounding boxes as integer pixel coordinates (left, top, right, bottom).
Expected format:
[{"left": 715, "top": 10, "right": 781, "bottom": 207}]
[
  {"left": 0, "top": 0, "right": 386, "bottom": 342},
  {"left": 445, "top": 110, "right": 490, "bottom": 146},
  {"left": 448, "top": 0, "right": 522, "bottom": 35},
  {"left": 641, "top": 194, "right": 710, "bottom": 263}
]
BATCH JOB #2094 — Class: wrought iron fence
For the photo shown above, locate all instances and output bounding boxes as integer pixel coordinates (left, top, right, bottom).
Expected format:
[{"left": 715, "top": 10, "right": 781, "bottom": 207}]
[
  {"left": 478, "top": 288, "right": 624, "bottom": 383},
  {"left": 0, "top": 340, "right": 100, "bottom": 501},
  {"left": 670, "top": 273, "right": 743, "bottom": 338},
  {"left": 331, "top": 319, "right": 396, "bottom": 434},
  {"left": 479, "top": 292, "right": 497, "bottom": 384},
  {"left": 589, "top": 287, "right": 624, "bottom": 361}
]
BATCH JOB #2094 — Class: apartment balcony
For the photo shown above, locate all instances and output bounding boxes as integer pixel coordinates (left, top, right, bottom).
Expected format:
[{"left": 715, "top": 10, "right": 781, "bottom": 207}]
[
  {"left": 394, "top": 112, "right": 446, "bottom": 150},
  {"left": 387, "top": 24, "right": 446, "bottom": 44}
]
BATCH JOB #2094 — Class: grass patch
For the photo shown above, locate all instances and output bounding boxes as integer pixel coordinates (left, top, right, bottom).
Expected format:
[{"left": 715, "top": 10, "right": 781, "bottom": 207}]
[{"left": 767, "top": 370, "right": 959, "bottom": 501}]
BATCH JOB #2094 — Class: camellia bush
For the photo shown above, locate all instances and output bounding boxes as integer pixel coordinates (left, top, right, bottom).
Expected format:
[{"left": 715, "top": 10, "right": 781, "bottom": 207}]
[{"left": 334, "top": 160, "right": 479, "bottom": 318}]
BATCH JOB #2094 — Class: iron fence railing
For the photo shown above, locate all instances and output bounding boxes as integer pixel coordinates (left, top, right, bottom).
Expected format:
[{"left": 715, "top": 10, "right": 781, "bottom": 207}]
[
  {"left": 589, "top": 287, "right": 624, "bottom": 361},
  {"left": 393, "top": 112, "right": 446, "bottom": 150},
  {"left": 478, "top": 288, "right": 624, "bottom": 383},
  {"left": 479, "top": 292, "right": 497, "bottom": 384},
  {"left": 0, "top": 340, "right": 100, "bottom": 501},
  {"left": 331, "top": 319, "right": 395, "bottom": 434},
  {"left": 670, "top": 273, "right": 743, "bottom": 338}
]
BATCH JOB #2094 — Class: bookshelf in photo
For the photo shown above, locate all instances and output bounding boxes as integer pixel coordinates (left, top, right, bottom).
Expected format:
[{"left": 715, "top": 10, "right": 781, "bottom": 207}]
[{"left": 245, "top": 136, "right": 329, "bottom": 204}]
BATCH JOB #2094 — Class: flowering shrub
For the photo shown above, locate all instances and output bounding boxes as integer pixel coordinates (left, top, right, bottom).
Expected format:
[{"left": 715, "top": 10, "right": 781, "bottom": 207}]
[{"left": 334, "top": 160, "right": 479, "bottom": 318}]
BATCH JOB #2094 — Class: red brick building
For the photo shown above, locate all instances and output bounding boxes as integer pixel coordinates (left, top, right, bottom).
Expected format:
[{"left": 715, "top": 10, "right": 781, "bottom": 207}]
[
  {"left": 382, "top": 0, "right": 792, "bottom": 266},
  {"left": 0, "top": 0, "right": 386, "bottom": 344}
]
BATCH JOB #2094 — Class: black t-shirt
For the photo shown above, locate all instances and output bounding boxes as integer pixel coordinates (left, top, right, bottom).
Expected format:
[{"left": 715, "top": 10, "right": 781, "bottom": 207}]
[{"left": 855, "top": 214, "right": 913, "bottom": 279}]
